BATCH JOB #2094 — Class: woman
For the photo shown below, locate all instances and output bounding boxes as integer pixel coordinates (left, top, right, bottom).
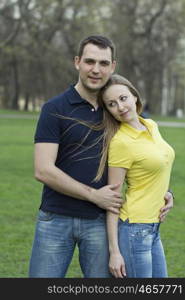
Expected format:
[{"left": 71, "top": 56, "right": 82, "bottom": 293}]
[{"left": 96, "top": 74, "right": 175, "bottom": 278}]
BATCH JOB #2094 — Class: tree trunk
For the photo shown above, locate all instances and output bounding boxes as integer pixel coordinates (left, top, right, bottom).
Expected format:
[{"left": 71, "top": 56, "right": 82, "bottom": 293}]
[
  {"left": 10, "top": 55, "right": 20, "bottom": 110},
  {"left": 23, "top": 92, "right": 30, "bottom": 111},
  {"left": 161, "top": 68, "right": 168, "bottom": 116}
]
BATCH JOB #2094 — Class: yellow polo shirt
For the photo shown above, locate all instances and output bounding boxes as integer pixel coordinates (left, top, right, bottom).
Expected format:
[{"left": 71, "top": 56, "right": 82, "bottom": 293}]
[{"left": 108, "top": 117, "right": 175, "bottom": 223}]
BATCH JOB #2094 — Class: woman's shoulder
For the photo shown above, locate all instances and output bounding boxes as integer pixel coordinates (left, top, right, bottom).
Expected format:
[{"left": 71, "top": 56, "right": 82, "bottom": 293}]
[
  {"left": 142, "top": 117, "right": 158, "bottom": 128},
  {"left": 110, "top": 129, "right": 129, "bottom": 148}
]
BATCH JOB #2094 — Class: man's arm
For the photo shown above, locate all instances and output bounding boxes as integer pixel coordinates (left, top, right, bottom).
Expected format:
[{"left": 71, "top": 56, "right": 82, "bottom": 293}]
[
  {"left": 34, "top": 143, "right": 123, "bottom": 214},
  {"left": 159, "top": 190, "right": 174, "bottom": 222}
]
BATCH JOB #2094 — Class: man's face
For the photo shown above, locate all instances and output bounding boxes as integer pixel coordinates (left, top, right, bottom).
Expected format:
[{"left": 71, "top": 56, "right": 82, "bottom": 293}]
[{"left": 75, "top": 43, "right": 116, "bottom": 92}]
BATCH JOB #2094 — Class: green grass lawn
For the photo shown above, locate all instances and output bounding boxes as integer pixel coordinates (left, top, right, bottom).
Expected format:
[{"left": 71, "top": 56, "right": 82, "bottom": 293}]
[
  {"left": 152, "top": 114, "right": 185, "bottom": 122},
  {"left": 0, "top": 109, "right": 39, "bottom": 116},
  {"left": 0, "top": 112, "right": 184, "bottom": 277}
]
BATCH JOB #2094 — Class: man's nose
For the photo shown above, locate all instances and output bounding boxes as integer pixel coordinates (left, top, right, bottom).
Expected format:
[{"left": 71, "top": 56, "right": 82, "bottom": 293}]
[{"left": 92, "top": 63, "right": 100, "bottom": 73}]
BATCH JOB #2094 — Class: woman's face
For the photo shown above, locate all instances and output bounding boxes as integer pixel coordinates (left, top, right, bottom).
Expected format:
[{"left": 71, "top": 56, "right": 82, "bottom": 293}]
[{"left": 102, "top": 84, "right": 138, "bottom": 123}]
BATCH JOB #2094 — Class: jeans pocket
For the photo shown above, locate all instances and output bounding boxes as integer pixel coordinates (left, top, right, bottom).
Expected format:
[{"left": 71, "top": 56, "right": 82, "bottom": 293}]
[
  {"left": 131, "top": 224, "right": 153, "bottom": 238},
  {"left": 38, "top": 209, "right": 54, "bottom": 221}
]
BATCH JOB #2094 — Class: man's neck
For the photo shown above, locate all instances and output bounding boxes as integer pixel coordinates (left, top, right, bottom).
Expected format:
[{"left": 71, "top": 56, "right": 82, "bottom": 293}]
[{"left": 75, "top": 82, "right": 99, "bottom": 110}]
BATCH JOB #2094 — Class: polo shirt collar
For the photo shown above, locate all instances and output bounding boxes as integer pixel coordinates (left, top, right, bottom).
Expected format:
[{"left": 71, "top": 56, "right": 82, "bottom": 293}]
[
  {"left": 140, "top": 116, "right": 153, "bottom": 134},
  {"left": 68, "top": 85, "right": 87, "bottom": 104},
  {"left": 120, "top": 116, "right": 153, "bottom": 139}
]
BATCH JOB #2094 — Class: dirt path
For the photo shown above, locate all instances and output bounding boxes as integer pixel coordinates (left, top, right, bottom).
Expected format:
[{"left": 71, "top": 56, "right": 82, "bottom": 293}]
[{"left": 157, "top": 121, "right": 185, "bottom": 128}]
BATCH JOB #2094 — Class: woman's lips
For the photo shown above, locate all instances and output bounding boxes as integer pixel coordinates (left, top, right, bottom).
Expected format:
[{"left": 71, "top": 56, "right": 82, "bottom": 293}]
[{"left": 120, "top": 110, "right": 129, "bottom": 116}]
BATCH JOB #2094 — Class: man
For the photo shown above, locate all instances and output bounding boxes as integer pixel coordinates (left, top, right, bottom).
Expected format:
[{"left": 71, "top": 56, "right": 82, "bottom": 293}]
[{"left": 29, "top": 35, "right": 173, "bottom": 278}]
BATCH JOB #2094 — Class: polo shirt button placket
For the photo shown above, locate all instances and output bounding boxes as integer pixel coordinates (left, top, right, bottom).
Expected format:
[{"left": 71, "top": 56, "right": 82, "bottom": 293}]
[{"left": 91, "top": 108, "right": 95, "bottom": 112}]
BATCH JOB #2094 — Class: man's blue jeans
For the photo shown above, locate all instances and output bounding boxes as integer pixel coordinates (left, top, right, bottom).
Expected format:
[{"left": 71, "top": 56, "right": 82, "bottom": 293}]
[
  {"left": 118, "top": 219, "right": 168, "bottom": 278},
  {"left": 29, "top": 210, "right": 111, "bottom": 278}
]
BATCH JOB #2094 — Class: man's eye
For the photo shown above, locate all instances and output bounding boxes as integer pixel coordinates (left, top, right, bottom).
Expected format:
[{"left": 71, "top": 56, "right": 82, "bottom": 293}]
[
  {"left": 86, "top": 60, "right": 94, "bottom": 64},
  {"left": 100, "top": 61, "right": 110, "bottom": 66}
]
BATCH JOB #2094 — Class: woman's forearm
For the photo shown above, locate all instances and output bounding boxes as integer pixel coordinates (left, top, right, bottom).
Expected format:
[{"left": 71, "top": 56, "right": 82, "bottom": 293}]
[
  {"left": 107, "top": 211, "right": 120, "bottom": 254},
  {"left": 106, "top": 167, "right": 126, "bottom": 254}
]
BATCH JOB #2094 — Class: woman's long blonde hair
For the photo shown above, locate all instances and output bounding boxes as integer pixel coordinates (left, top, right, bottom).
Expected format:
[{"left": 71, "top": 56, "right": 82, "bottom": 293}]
[
  {"left": 94, "top": 74, "right": 143, "bottom": 181},
  {"left": 56, "top": 74, "right": 143, "bottom": 182}
]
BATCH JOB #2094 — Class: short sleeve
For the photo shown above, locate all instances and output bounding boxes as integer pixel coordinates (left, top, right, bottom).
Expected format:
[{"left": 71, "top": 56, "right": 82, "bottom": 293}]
[
  {"left": 34, "top": 102, "right": 62, "bottom": 143},
  {"left": 108, "top": 137, "right": 133, "bottom": 169}
]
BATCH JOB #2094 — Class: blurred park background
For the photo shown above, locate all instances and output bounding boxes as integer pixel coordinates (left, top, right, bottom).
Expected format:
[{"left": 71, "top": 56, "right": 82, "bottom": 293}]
[{"left": 0, "top": 0, "right": 185, "bottom": 277}]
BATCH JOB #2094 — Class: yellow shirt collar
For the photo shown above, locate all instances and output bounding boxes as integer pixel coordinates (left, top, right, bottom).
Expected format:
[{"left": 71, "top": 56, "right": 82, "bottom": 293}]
[{"left": 119, "top": 116, "right": 153, "bottom": 139}]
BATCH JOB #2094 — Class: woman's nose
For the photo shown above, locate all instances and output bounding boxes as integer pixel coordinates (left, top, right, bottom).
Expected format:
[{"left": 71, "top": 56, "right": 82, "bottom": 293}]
[{"left": 118, "top": 102, "right": 124, "bottom": 111}]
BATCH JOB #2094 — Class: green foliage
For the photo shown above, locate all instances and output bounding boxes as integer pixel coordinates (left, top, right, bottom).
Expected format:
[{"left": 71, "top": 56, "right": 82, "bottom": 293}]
[
  {"left": 0, "top": 0, "right": 185, "bottom": 113},
  {"left": 0, "top": 114, "right": 184, "bottom": 277}
]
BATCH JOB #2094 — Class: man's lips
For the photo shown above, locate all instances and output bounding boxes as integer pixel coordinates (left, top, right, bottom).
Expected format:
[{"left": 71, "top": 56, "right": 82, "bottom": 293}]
[{"left": 88, "top": 76, "right": 101, "bottom": 80}]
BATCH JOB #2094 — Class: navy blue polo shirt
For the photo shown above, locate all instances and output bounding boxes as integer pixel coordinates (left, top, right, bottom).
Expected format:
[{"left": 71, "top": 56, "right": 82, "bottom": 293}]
[{"left": 34, "top": 85, "right": 107, "bottom": 218}]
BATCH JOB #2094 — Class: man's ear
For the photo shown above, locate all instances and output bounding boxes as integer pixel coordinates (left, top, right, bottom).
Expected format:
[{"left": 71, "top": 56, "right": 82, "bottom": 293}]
[
  {"left": 74, "top": 56, "right": 80, "bottom": 70},
  {"left": 111, "top": 60, "right": 116, "bottom": 74}
]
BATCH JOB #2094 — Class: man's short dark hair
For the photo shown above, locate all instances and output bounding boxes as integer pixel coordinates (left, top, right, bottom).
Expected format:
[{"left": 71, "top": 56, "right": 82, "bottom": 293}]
[{"left": 77, "top": 35, "right": 116, "bottom": 61}]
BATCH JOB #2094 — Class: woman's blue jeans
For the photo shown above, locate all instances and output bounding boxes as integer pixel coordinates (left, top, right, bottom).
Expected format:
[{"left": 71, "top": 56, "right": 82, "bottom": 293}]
[
  {"left": 118, "top": 219, "right": 168, "bottom": 278},
  {"left": 29, "top": 210, "right": 111, "bottom": 278}
]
